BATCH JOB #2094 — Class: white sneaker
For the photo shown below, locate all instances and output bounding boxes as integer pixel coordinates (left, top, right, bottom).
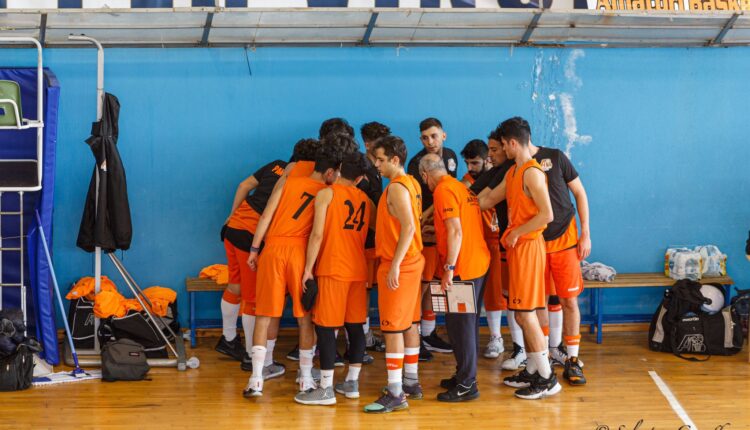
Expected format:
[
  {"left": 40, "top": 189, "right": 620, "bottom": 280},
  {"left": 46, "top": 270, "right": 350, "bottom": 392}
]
[
  {"left": 501, "top": 342, "right": 527, "bottom": 370},
  {"left": 550, "top": 344, "right": 584, "bottom": 368},
  {"left": 483, "top": 336, "right": 505, "bottom": 359},
  {"left": 242, "top": 378, "right": 263, "bottom": 398}
]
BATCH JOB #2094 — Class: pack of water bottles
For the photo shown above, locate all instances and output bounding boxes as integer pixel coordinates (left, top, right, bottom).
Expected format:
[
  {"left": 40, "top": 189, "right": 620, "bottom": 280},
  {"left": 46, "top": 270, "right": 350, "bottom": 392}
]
[{"left": 665, "top": 245, "right": 727, "bottom": 281}]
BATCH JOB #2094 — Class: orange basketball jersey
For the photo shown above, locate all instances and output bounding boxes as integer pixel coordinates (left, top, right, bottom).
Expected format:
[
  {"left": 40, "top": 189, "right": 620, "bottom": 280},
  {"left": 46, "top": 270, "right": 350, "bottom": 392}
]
[
  {"left": 266, "top": 176, "right": 327, "bottom": 242},
  {"left": 316, "top": 184, "right": 371, "bottom": 281},
  {"left": 226, "top": 201, "right": 260, "bottom": 234},
  {"left": 289, "top": 160, "right": 315, "bottom": 178},
  {"left": 433, "top": 175, "right": 490, "bottom": 281},
  {"left": 375, "top": 174, "right": 423, "bottom": 261},
  {"left": 501, "top": 159, "right": 548, "bottom": 244},
  {"left": 463, "top": 173, "right": 499, "bottom": 240}
]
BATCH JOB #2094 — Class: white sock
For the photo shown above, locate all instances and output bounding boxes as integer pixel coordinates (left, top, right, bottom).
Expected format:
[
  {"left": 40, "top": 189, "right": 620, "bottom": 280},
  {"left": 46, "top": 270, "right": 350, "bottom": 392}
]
[
  {"left": 220, "top": 299, "right": 240, "bottom": 341},
  {"left": 363, "top": 317, "right": 370, "bottom": 334},
  {"left": 526, "top": 349, "right": 538, "bottom": 374},
  {"left": 487, "top": 310, "right": 502, "bottom": 339},
  {"left": 250, "top": 346, "right": 266, "bottom": 384},
  {"left": 299, "top": 349, "right": 314, "bottom": 379},
  {"left": 549, "top": 310, "right": 563, "bottom": 348},
  {"left": 265, "top": 338, "right": 276, "bottom": 367},
  {"left": 421, "top": 319, "right": 436, "bottom": 336},
  {"left": 507, "top": 311, "right": 525, "bottom": 349},
  {"left": 346, "top": 366, "right": 361, "bottom": 381},
  {"left": 320, "top": 369, "right": 334, "bottom": 389},
  {"left": 385, "top": 352, "right": 404, "bottom": 396},
  {"left": 537, "top": 350, "right": 552, "bottom": 378},
  {"left": 241, "top": 315, "right": 256, "bottom": 355},
  {"left": 404, "top": 347, "right": 420, "bottom": 375},
  {"left": 544, "top": 335, "right": 549, "bottom": 348},
  {"left": 334, "top": 329, "right": 339, "bottom": 339}
]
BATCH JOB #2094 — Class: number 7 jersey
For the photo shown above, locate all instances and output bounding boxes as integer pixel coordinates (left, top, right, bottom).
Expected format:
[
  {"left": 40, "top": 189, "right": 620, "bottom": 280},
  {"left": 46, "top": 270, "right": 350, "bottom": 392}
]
[
  {"left": 316, "top": 183, "right": 372, "bottom": 282},
  {"left": 266, "top": 176, "right": 328, "bottom": 242}
]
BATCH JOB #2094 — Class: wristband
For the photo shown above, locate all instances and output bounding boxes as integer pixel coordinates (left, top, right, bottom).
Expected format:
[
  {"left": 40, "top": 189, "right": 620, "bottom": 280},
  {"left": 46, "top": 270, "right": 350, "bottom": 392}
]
[{"left": 250, "top": 246, "right": 261, "bottom": 253}]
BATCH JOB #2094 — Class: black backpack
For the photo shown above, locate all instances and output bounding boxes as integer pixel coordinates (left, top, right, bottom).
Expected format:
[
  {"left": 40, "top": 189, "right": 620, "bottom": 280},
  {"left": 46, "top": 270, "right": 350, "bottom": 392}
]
[
  {"left": 0, "top": 344, "right": 35, "bottom": 391},
  {"left": 101, "top": 338, "right": 150, "bottom": 382},
  {"left": 730, "top": 287, "right": 750, "bottom": 338}
]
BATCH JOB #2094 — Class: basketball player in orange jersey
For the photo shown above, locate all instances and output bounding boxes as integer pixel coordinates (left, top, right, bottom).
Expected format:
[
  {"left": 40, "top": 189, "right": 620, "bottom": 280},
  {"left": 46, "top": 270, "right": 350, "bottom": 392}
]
[
  {"left": 364, "top": 136, "right": 425, "bottom": 414},
  {"left": 419, "top": 153, "right": 490, "bottom": 402},
  {"left": 459, "top": 139, "right": 509, "bottom": 359},
  {"left": 243, "top": 141, "right": 345, "bottom": 399},
  {"left": 294, "top": 152, "right": 373, "bottom": 406},
  {"left": 479, "top": 117, "right": 561, "bottom": 400}
]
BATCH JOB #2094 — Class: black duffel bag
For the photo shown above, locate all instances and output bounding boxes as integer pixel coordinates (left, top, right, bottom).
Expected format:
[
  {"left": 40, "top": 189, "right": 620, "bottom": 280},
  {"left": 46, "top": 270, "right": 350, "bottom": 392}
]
[
  {"left": 0, "top": 344, "right": 35, "bottom": 391},
  {"left": 99, "top": 310, "right": 168, "bottom": 359},
  {"left": 101, "top": 338, "right": 150, "bottom": 382},
  {"left": 670, "top": 306, "right": 743, "bottom": 361}
]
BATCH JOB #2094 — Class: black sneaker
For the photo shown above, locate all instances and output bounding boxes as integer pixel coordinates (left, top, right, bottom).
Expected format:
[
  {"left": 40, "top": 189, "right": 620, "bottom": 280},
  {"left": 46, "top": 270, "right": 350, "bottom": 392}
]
[
  {"left": 286, "top": 344, "right": 300, "bottom": 361},
  {"left": 335, "top": 351, "right": 345, "bottom": 367},
  {"left": 437, "top": 380, "right": 479, "bottom": 402},
  {"left": 215, "top": 335, "right": 245, "bottom": 361},
  {"left": 419, "top": 340, "right": 434, "bottom": 362},
  {"left": 503, "top": 369, "right": 536, "bottom": 388},
  {"left": 514, "top": 372, "right": 562, "bottom": 400},
  {"left": 422, "top": 331, "right": 452, "bottom": 353},
  {"left": 403, "top": 382, "right": 423, "bottom": 400},
  {"left": 241, "top": 352, "right": 252, "bottom": 371},
  {"left": 440, "top": 375, "right": 457, "bottom": 390},
  {"left": 563, "top": 357, "right": 587, "bottom": 386}
]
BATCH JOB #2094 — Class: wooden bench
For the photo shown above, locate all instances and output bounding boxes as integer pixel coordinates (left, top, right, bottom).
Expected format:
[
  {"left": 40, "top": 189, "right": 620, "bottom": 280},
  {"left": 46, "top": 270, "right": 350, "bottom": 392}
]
[
  {"left": 584, "top": 273, "right": 734, "bottom": 344},
  {"left": 186, "top": 277, "right": 226, "bottom": 348}
]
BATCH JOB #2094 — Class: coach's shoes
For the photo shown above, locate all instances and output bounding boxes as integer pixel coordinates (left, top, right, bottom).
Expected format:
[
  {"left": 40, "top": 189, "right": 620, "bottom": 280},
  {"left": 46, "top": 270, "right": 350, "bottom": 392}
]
[
  {"left": 440, "top": 375, "right": 457, "bottom": 390},
  {"left": 419, "top": 340, "right": 434, "bottom": 362},
  {"left": 294, "top": 386, "right": 336, "bottom": 406},
  {"left": 423, "top": 330, "right": 453, "bottom": 353},
  {"left": 334, "top": 380, "right": 360, "bottom": 399},
  {"left": 403, "top": 382, "right": 423, "bottom": 400},
  {"left": 363, "top": 389, "right": 408, "bottom": 414},
  {"left": 550, "top": 344, "right": 584, "bottom": 368},
  {"left": 365, "top": 330, "right": 386, "bottom": 352},
  {"left": 501, "top": 343, "right": 527, "bottom": 370},
  {"left": 483, "top": 336, "right": 505, "bottom": 359},
  {"left": 437, "top": 380, "right": 479, "bottom": 403},
  {"left": 215, "top": 335, "right": 245, "bottom": 361},
  {"left": 503, "top": 369, "right": 535, "bottom": 388},
  {"left": 242, "top": 379, "right": 263, "bottom": 398},
  {"left": 514, "top": 372, "right": 562, "bottom": 400},
  {"left": 563, "top": 357, "right": 587, "bottom": 386}
]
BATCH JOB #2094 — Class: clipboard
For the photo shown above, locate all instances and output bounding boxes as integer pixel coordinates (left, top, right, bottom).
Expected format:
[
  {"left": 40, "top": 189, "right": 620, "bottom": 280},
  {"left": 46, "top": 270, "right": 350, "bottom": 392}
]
[{"left": 430, "top": 281, "right": 476, "bottom": 314}]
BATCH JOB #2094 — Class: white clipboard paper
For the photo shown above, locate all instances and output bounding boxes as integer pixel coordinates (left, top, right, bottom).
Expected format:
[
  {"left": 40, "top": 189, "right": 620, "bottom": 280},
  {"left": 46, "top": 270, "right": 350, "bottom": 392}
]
[{"left": 430, "top": 281, "right": 476, "bottom": 314}]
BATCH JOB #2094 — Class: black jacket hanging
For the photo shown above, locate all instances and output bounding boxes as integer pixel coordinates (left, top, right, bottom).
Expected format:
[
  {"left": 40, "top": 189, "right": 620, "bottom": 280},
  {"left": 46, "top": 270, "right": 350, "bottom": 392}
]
[{"left": 77, "top": 93, "right": 132, "bottom": 253}]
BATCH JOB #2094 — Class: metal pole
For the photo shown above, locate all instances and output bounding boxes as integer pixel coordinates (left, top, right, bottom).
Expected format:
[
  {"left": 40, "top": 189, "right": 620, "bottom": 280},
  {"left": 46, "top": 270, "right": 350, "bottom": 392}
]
[
  {"left": 68, "top": 35, "right": 104, "bottom": 353},
  {"left": 19, "top": 192, "right": 25, "bottom": 334}
]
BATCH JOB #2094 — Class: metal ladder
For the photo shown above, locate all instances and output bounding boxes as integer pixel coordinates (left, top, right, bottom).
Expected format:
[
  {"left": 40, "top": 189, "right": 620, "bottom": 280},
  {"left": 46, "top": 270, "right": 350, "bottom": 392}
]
[{"left": 0, "top": 192, "right": 27, "bottom": 332}]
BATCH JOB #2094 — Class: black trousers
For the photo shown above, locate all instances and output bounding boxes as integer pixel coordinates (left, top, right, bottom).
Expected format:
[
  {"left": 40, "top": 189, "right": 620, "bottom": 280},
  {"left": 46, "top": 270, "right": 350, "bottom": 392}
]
[{"left": 444, "top": 274, "right": 486, "bottom": 386}]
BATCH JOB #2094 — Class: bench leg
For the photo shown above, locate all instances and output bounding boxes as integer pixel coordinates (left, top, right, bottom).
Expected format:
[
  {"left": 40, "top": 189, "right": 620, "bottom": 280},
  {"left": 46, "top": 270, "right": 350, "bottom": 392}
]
[
  {"left": 589, "top": 288, "right": 596, "bottom": 334},
  {"left": 190, "top": 291, "right": 196, "bottom": 348},
  {"left": 597, "top": 288, "right": 603, "bottom": 344}
]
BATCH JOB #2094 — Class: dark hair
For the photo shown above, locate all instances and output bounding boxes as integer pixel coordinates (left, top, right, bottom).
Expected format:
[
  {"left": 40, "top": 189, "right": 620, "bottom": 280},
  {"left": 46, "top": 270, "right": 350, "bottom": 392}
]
[
  {"left": 360, "top": 121, "right": 391, "bottom": 143},
  {"left": 372, "top": 135, "right": 407, "bottom": 167},
  {"left": 493, "top": 117, "right": 531, "bottom": 146},
  {"left": 460, "top": 139, "right": 488, "bottom": 160},
  {"left": 319, "top": 118, "right": 354, "bottom": 140},
  {"left": 291, "top": 138, "right": 321, "bottom": 162},
  {"left": 419, "top": 117, "right": 443, "bottom": 132},
  {"left": 340, "top": 151, "right": 370, "bottom": 181},
  {"left": 314, "top": 142, "right": 344, "bottom": 173},
  {"left": 321, "top": 132, "right": 358, "bottom": 156}
]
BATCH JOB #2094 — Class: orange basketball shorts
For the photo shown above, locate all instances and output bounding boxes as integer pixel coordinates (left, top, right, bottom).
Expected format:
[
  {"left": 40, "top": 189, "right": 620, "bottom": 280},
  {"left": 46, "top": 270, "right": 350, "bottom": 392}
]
[
  {"left": 255, "top": 240, "right": 306, "bottom": 318},
  {"left": 545, "top": 246, "right": 584, "bottom": 299},
  {"left": 224, "top": 240, "right": 256, "bottom": 316},
  {"left": 312, "top": 277, "right": 367, "bottom": 328},
  {"left": 506, "top": 236, "right": 546, "bottom": 312},
  {"left": 377, "top": 254, "right": 425, "bottom": 333}
]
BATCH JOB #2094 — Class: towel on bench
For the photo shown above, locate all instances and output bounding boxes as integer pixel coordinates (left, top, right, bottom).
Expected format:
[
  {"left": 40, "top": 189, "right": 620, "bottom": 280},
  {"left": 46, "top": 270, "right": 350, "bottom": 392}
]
[{"left": 581, "top": 260, "right": 617, "bottom": 282}]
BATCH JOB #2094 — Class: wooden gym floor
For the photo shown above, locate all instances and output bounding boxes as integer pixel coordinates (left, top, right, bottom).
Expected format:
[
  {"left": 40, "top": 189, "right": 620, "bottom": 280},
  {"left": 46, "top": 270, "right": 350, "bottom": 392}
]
[{"left": 3, "top": 329, "right": 749, "bottom": 430}]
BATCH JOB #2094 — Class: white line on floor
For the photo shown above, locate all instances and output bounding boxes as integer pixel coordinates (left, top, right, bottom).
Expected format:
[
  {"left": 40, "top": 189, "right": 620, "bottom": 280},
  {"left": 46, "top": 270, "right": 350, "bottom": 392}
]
[{"left": 649, "top": 370, "right": 699, "bottom": 430}]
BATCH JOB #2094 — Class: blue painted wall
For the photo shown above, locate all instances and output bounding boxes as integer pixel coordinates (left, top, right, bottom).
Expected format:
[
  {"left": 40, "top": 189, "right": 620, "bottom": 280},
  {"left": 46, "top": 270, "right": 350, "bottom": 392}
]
[{"left": 0, "top": 46, "right": 748, "bottom": 327}]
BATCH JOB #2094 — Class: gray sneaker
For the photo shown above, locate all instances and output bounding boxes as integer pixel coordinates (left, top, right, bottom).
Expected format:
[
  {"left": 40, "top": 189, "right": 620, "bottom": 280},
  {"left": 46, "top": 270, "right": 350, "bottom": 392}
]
[
  {"left": 294, "top": 386, "right": 337, "bottom": 405},
  {"left": 483, "top": 336, "right": 505, "bottom": 359},
  {"left": 550, "top": 344, "right": 584, "bottom": 368},
  {"left": 334, "top": 380, "right": 360, "bottom": 399},
  {"left": 295, "top": 367, "right": 321, "bottom": 383},
  {"left": 263, "top": 361, "right": 286, "bottom": 380}
]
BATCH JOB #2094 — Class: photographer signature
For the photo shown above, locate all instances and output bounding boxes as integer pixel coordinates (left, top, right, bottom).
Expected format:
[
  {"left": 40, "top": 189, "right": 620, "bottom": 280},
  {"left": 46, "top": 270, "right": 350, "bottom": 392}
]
[{"left": 596, "top": 420, "right": 731, "bottom": 430}]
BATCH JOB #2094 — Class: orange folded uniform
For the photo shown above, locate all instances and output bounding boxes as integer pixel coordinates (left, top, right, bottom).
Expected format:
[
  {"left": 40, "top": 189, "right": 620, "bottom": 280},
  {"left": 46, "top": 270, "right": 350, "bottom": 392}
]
[
  {"left": 199, "top": 264, "right": 229, "bottom": 285},
  {"left": 94, "top": 290, "right": 128, "bottom": 319},
  {"left": 143, "top": 286, "right": 177, "bottom": 317},
  {"left": 66, "top": 276, "right": 117, "bottom": 301}
]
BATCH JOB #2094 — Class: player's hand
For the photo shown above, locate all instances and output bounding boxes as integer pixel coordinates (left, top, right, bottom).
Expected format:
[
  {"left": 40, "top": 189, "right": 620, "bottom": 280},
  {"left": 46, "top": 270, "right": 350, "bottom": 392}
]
[
  {"left": 441, "top": 270, "right": 454, "bottom": 292},
  {"left": 387, "top": 266, "right": 400, "bottom": 291},
  {"left": 247, "top": 251, "right": 259, "bottom": 271},
  {"left": 504, "top": 229, "right": 520, "bottom": 249},
  {"left": 301, "top": 270, "right": 313, "bottom": 291},
  {"left": 577, "top": 232, "right": 592, "bottom": 261}
]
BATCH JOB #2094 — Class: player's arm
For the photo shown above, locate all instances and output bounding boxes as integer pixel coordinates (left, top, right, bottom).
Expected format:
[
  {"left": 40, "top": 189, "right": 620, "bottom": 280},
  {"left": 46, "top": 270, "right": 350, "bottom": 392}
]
[
  {"left": 302, "top": 188, "right": 333, "bottom": 287},
  {"left": 226, "top": 175, "right": 259, "bottom": 222},
  {"left": 567, "top": 177, "right": 591, "bottom": 260},
  {"left": 441, "top": 217, "right": 462, "bottom": 291},
  {"left": 247, "top": 175, "right": 287, "bottom": 270},
  {"left": 386, "top": 183, "right": 417, "bottom": 290},
  {"left": 503, "top": 169, "right": 553, "bottom": 249},
  {"left": 367, "top": 198, "right": 377, "bottom": 233},
  {"left": 478, "top": 179, "right": 506, "bottom": 211}
]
